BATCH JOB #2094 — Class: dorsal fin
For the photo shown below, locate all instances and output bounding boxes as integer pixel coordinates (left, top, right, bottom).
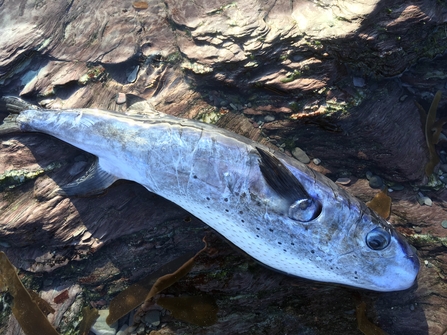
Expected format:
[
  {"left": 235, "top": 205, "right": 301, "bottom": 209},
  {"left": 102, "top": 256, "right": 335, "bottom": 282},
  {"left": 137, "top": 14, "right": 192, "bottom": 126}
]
[{"left": 256, "top": 147, "right": 309, "bottom": 202}]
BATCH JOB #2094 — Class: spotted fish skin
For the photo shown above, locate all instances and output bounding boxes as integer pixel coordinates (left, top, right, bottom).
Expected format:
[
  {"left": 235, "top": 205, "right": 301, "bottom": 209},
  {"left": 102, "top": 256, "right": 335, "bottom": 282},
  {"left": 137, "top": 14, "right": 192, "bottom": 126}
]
[{"left": 1, "top": 98, "right": 419, "bottom": 292}]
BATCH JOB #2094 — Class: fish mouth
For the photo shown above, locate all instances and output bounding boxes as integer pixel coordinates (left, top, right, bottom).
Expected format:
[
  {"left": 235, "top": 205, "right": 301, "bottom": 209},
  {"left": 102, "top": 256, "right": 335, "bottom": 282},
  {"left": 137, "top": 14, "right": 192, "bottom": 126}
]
[
  {"left": 393, "top": 230, "right": 420, "bottom": 272},
  {"left": 389, "top": 230, "right": 420, "bottom": 291}
]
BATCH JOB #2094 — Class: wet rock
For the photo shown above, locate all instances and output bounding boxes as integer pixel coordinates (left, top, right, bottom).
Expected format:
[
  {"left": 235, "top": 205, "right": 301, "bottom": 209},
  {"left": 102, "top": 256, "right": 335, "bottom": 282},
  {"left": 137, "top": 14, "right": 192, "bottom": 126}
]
[
  {"left": 1, "top": 1, "right": 447, "bottom": 335},
  {"left": 127, "top": 66, "right": 139, "bottom": 83},
  {"left": 143, "top": 310, "right": 161, "bottom": 327},
  {"left": 91, "top": 310, "right": 117, "bottom": 335},
  {"left": 352, "top": 77, "right": 365, "bottom": 88},
  {"left": 312, "top": 158, "right": 321, "bottom": 165},
  {"left": 335, "top": 177, "right": 351, "bottom": 185},
  {"left": 291, "top": 147, "right": 310, "bottom": 164},
  {"left": 116, "top": 93, "right": 127, "bottom": 105},
  {"left": 368, "top": 175, "right": 383, "bottom": 189},
  {"left": 264, "top": 115, "right": 275, "bottom": 123},
  {"left": 417, "top": 192, "right": 433, "bottom": 207},
  {"left": 441, "top": 221, "right": 447, "bottom": 229},
  {"left": 389, "top": 183, "right": 404, "bottom": 191}
]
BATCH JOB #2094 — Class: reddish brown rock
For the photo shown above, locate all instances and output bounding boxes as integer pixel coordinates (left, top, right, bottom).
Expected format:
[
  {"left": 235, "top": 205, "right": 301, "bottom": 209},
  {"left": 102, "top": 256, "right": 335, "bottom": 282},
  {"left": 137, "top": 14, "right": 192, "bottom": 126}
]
[{"left": 1, "top": 0, "right": 447, "bottom": 334}]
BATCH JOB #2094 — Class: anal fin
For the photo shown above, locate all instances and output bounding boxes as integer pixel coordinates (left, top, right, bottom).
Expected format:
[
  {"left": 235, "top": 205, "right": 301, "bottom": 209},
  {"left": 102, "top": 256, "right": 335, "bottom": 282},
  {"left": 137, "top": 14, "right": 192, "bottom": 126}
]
[{"left": 58, "top": 159, "right": 118, "bottom": 197}]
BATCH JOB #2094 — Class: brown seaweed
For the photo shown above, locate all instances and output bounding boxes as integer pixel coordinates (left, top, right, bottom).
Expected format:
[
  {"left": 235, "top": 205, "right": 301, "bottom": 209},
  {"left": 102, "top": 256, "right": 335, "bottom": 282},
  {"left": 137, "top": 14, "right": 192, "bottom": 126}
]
[
  {"left": 157, "top": 295, "right": 218, "bottom": 327},
  {"left": 354, "top": 292, "right": 389, "bottom": 335},
  {"left": 142, "top": 239, "right": 208, "bottom": 306},
  {"left": 415, "top": 91, "right": 444, "bottom": 176},
  {"left": 107, "top": 238, "right": 208, "bottom": 325},
  {"left": 366, "top": 188, "right": 391, "bottom": 219},
  {"left": 78, "top": 306, "right": 99, "bottom": 335},
  {"left": 28, "top": 289, "right": 55, "bottom": 316},
  {"left": 0, "top": 252, "right": 59, "bottom": 335}
]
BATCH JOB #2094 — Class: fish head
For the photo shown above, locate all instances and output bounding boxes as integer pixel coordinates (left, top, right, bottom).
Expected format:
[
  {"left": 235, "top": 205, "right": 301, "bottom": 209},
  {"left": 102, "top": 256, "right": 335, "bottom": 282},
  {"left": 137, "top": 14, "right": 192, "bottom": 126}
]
[
  {"left": 254, "top": 149, "right": 420, "bottom": 292},
  {"left": 346, "top": 204, "right": 420, "bottom": 292},
  {"left": 287, "top": 189, "right": 420, "bottom": 292}
]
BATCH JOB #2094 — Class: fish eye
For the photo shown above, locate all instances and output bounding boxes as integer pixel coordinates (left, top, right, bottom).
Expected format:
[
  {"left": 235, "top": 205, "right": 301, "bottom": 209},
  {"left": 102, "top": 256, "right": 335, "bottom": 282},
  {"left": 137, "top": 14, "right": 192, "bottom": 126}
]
[{"left": 366, "top": 227, "right": 391, "bottom": 250}]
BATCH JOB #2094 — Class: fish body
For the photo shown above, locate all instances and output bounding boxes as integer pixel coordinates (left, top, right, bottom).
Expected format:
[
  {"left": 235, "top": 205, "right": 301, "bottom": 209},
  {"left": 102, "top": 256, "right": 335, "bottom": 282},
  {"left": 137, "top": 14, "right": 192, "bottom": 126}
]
[{"left": 0, "top": 98, "right": 419, "bottom": 291}]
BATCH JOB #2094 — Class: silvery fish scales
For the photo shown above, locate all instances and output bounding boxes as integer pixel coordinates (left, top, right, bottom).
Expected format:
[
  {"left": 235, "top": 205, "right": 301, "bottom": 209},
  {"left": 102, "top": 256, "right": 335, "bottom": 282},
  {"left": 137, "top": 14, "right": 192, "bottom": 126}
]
[{"left": 0, "top": 97, "right": 419, "bottom": 291}]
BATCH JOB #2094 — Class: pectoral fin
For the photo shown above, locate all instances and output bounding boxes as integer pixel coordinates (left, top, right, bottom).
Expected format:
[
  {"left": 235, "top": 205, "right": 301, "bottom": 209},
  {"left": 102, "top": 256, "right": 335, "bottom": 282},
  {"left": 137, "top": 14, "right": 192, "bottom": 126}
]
[
  {"left": 256, "top": 147, "right": 320, "bottom": 222},
  {"left": 58, "top": 159, "right": 118, "bottom": 197},
  {"left": 256, "top": 147, "right": 309, "bottom": 202}
]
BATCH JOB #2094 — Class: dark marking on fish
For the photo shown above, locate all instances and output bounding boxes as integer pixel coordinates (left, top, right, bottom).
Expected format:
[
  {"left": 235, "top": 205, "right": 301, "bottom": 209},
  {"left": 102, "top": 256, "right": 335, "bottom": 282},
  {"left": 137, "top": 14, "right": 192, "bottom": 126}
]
[{"left": 256, "top": 147, "right": 309, "bottom": 202}]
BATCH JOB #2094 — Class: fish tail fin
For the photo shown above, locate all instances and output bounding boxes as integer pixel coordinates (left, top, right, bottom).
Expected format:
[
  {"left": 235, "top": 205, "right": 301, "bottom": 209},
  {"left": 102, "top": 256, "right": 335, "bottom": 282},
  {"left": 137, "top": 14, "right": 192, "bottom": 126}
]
[{"left": 0, "top": 96, "right": 39, "bottom": 135}]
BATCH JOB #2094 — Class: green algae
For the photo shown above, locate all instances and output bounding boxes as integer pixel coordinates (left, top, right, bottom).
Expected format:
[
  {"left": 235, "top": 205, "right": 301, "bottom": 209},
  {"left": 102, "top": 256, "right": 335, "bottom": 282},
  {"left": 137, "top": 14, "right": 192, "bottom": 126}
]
[
  {"left": 198, "top": 107, "right": 225, "bottom": 124},
  {"left": 0, "top": 168, "right": 45, "bottom": 191},
  {"left": 408, "top": 233, "right": 447, "bottom": 248},
  {"left": 206, "top": 2, "right": 237, "bottom": 16},
  {"left": 78, "top": 65, "right": 106, "bottom": 86},
  {"left": 0, "top": 162, "right": 62, "bottom": 192},
  {"left": 280, "top": 69, "right": 302, "bottom": 83}
]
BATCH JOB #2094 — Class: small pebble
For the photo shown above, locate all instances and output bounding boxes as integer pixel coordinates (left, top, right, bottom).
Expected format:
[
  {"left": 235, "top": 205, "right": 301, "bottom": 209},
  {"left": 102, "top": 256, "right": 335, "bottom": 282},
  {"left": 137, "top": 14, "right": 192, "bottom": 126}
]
[
  {"left": 312, "top": 158, "right": 321, "bottom": 165},
  {"left": 116, "top": 92, "right": 126, "bottom": 105},
  {"left": 133, "top": 1, "right": 149, "bottom": 9},
  {"left": 127, "top": 65, "right": 139, "bottom": 83},
  {"left": 441, "top": 220, "right": 447, "bottom": 229},
  {"left": 352, "top": 76, "right": 365, "bottom": 87},
  {"left": 409, "top": 304, "right": 415, "bottom": 311},
  {"left": 117, "top": 324, "right": 133, "bottom": 335},
  {"left": 414, "top": 226, "right": 422, "bottom": 233},
  {"left": 417, "top": 192, "right": 432, "bottom": 206},
  {"left": 264, "top": 115, "right": 275, "bottom": 122},
  {"left": 335, "top": 177, "right": 351, "bottom": 185},
  {"left": 91, "top": 310, "right": 117, "bottom": 335},
  {"left": 368, "top": 175, "right": 383, "bottom": 189},
  {"left": 143, "top": 310, "right": 160, "bottom": 327},
  {"left": 390, "top": 183, "right": 404, "bottom": 191},
  {"left": 365, "top": 171, "right": 373, "bottom": 180},
  {"left": 440, "top": 164, "right": 447, "bottom": 173},
  {"left": 291, "top": 147, "right": 310, "bottom": 164}
]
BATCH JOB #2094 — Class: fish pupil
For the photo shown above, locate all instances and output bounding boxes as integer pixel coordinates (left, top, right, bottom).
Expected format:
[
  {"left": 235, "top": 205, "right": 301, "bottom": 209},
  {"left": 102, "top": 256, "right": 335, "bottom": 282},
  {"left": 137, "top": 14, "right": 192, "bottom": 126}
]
[{"left": 366, "top": 227, "right": 391, "bottom": 250}]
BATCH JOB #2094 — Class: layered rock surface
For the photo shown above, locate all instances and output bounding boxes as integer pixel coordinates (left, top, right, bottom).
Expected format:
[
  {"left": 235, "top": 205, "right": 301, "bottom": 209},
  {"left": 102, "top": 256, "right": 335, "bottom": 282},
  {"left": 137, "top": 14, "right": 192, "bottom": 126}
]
[{"left": 1, "top": 0, "right": 447, "bottom": 334}]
